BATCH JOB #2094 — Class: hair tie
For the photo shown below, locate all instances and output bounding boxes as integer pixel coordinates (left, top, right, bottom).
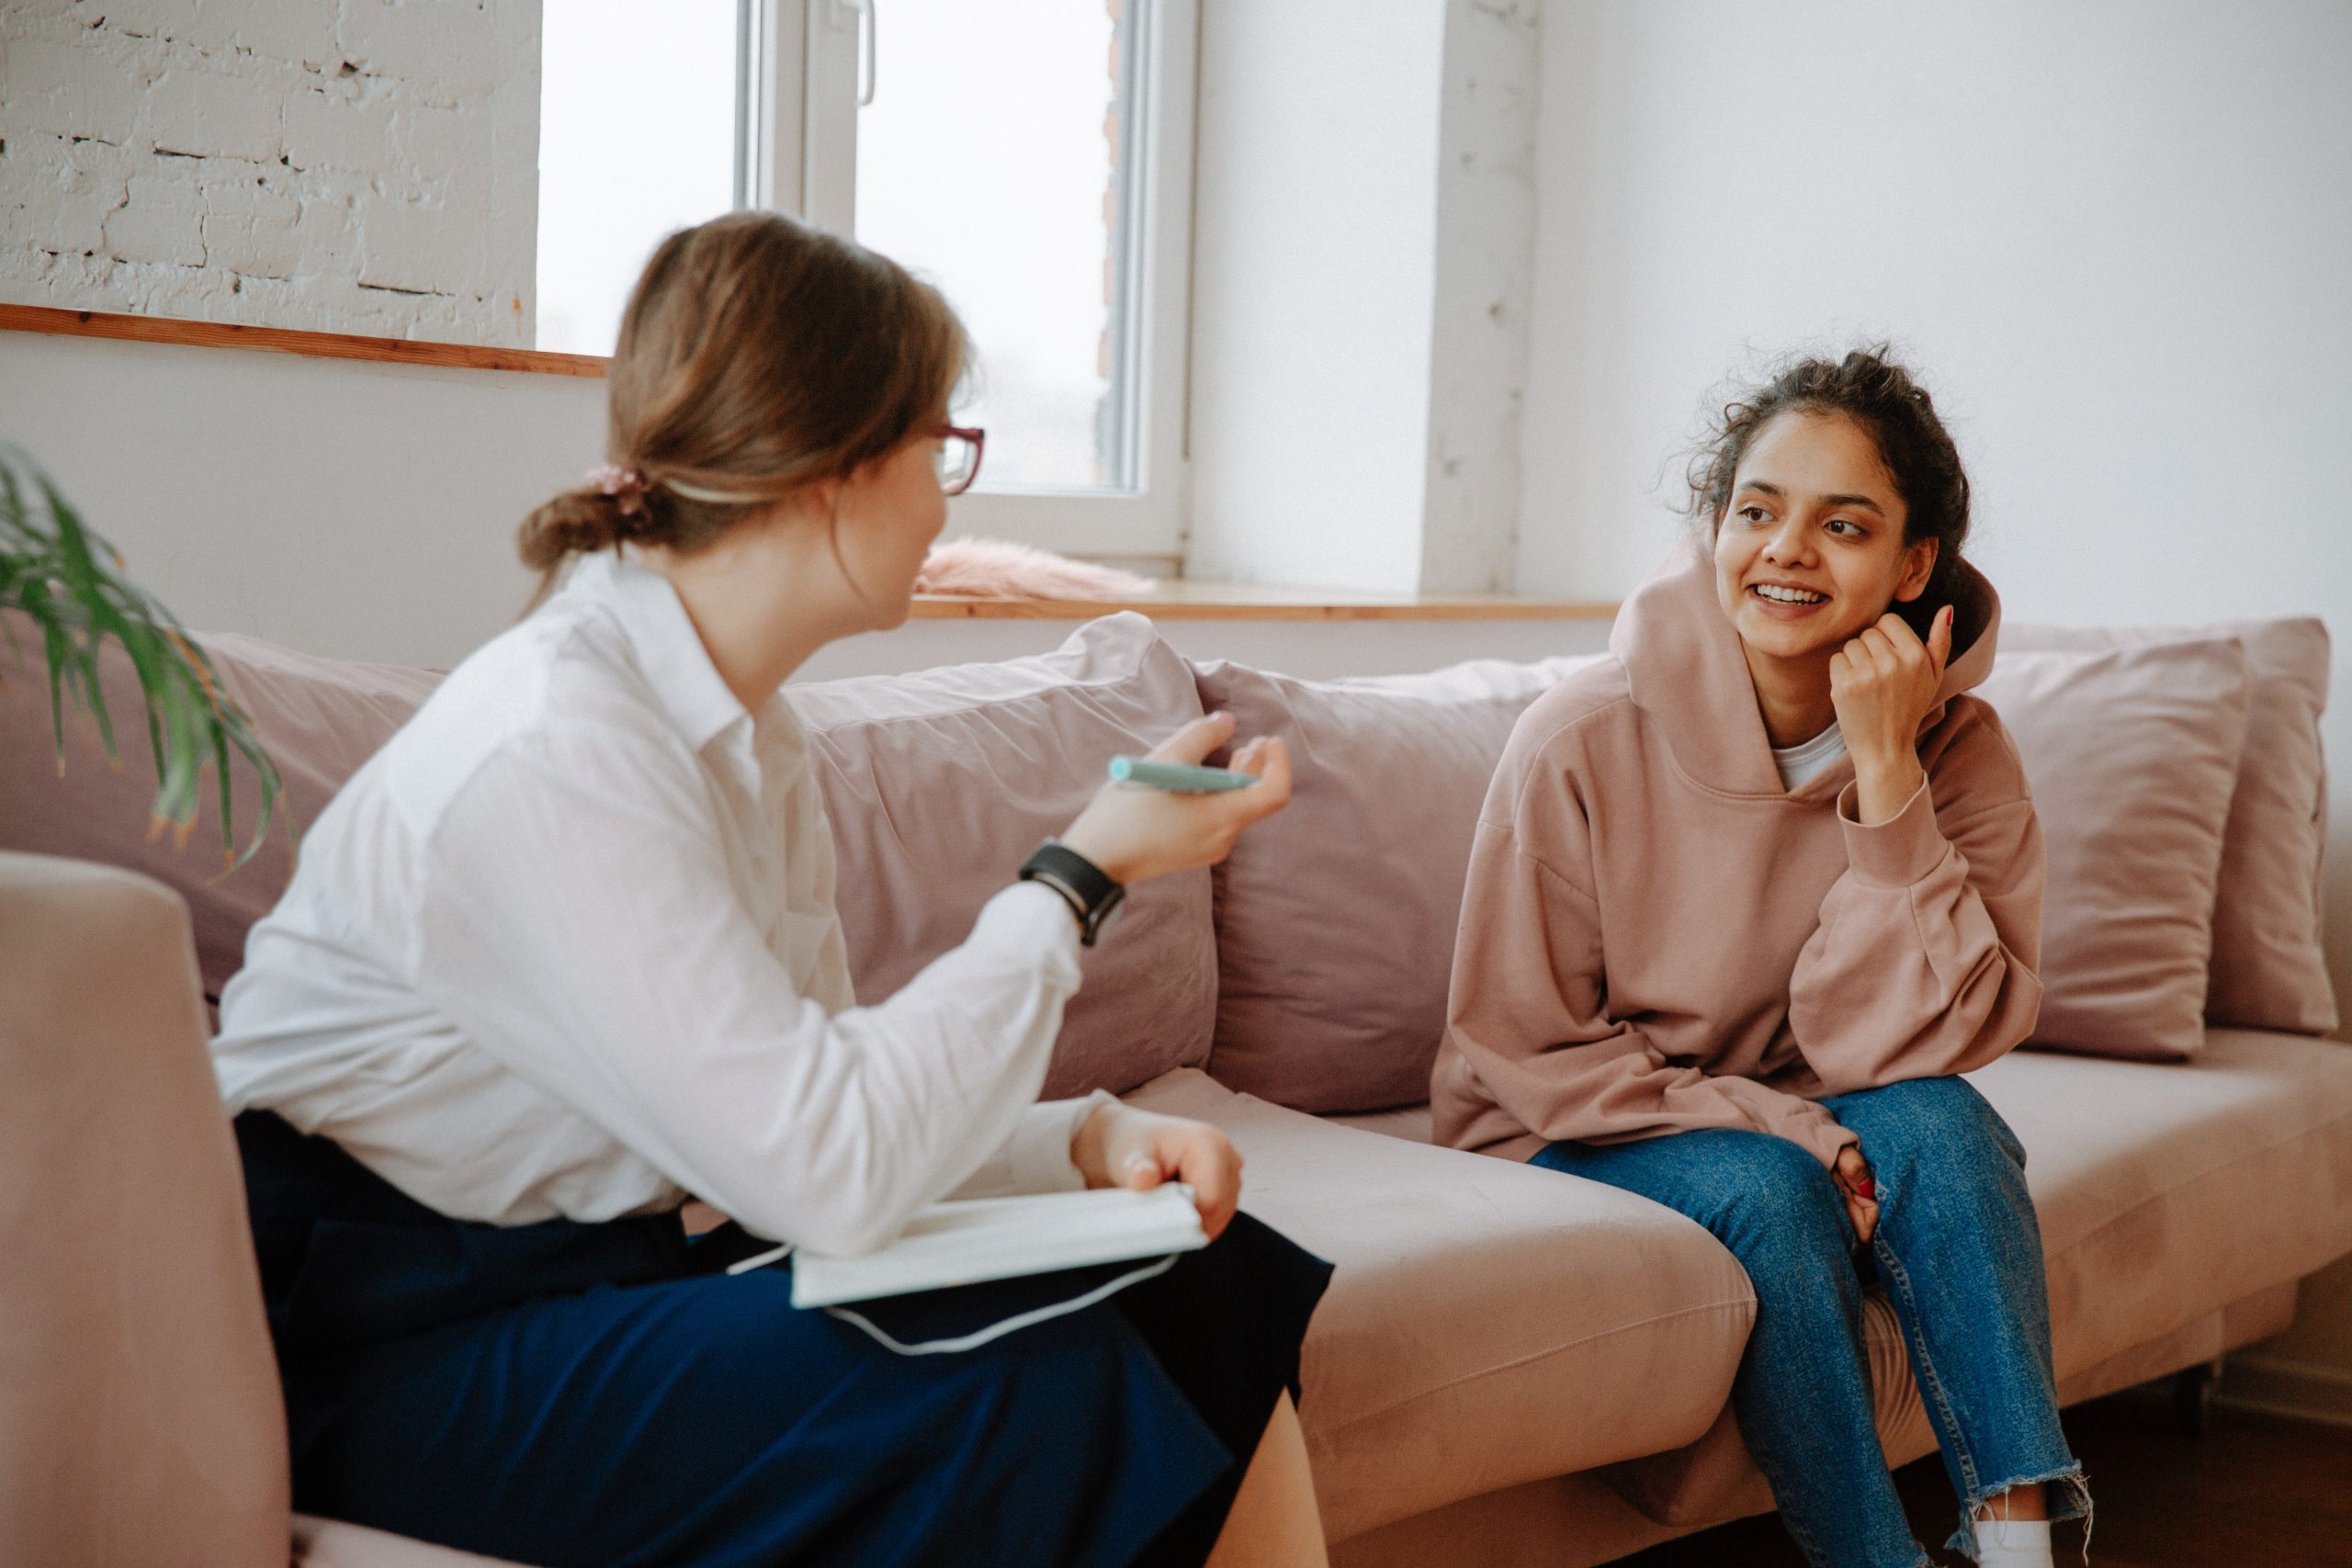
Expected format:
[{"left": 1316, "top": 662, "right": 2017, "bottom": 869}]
[{"left": 587, "top": 464, "right": 650, "bottom": 518}]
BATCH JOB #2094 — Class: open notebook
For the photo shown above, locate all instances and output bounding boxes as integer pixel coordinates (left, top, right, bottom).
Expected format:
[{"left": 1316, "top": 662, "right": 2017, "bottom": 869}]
[{"left": 736, "top": 1184, "right": 1211, "bottom": 1309}]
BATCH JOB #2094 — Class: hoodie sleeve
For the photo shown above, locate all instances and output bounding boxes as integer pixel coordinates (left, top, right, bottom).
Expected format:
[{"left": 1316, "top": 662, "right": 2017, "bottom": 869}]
[
  {"left": 1788, "top": 705, "right": 2046, "bottom": 1092},
  {"left": 1444, "top": 739, "right": 1859, "bottom": 1170}
]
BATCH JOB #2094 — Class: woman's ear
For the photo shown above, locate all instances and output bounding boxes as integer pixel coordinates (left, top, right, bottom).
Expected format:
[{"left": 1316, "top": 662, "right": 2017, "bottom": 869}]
[{"left": 1894, "top": 537, "right": 1939, "bottom": 604}]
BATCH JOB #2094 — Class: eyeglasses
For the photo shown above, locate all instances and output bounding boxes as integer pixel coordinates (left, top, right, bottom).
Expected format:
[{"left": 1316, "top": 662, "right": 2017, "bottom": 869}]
[{"left": 934, "top": 424, "right": 986, "bottom": 496}]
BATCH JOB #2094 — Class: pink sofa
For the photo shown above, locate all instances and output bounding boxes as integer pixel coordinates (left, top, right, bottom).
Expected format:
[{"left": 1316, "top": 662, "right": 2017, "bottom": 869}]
[{"left": 3, "top": 609, "right": 2346, "bottom": 1567}]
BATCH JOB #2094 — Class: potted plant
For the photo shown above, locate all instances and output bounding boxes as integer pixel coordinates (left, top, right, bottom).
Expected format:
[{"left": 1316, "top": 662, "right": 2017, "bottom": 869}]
[{"left": 1, "top": 444, "right": 280, "bottom": 866}]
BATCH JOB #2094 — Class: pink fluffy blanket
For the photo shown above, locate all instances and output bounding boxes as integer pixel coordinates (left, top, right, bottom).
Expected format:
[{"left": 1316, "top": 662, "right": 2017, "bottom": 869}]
[{"left": 913, "top": 537, "right": 1155, "bottom": 600}]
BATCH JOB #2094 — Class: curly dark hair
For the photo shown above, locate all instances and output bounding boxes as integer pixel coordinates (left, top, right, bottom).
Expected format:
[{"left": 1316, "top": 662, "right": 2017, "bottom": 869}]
[{"left": 1685, "top": 347, "right": 1971, "bottom": 639}]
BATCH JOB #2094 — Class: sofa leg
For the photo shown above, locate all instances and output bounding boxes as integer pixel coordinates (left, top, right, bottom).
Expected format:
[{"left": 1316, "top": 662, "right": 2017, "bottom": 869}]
[{"left": 2172, "top": 1359, "right": 2222, "bottom": 1437}]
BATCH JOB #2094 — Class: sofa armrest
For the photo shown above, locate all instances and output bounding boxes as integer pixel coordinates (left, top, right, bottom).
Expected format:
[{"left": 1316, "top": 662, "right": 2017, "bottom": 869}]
[{"left": 0, "top": 851, "right": 289, "bottom": 1568}]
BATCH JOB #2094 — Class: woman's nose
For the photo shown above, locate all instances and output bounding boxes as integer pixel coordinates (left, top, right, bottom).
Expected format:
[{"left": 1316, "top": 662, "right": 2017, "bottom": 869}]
[{"left": 1762, "top": 523, "right": 1811, "bottom": 564}]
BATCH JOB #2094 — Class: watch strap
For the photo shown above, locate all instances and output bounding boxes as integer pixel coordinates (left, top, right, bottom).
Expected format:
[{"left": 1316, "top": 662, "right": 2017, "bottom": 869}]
[{"left": 1019, "top": 840, "right": 1125, "bottom": 947}]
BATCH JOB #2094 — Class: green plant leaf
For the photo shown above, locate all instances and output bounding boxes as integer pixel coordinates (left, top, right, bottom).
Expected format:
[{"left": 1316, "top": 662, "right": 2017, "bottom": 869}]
[{"left": 0, "top": 443, "right": 287, "bottom": 863}]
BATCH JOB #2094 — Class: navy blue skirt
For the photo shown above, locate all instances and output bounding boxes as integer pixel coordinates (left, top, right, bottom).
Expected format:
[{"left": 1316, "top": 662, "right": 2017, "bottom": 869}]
[{"left": 237, "top": 1113, "right": 1331, "bottom": 1568}]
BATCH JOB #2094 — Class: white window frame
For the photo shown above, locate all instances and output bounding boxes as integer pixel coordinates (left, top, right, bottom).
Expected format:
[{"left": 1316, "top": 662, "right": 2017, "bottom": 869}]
[{"left": 741, "top": 0, "right": 1196, "bottom": 566}]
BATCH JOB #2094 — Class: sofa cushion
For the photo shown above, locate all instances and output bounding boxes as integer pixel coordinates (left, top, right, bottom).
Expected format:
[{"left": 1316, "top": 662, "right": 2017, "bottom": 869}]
[
  {"left": 1339, "top": 1031, "right": 2352, "bottom": 1530},
  {"left": 2005, "top": 619, "right": 2335, "bottom": 1035},
  {"left": 1981, "top": 1029, "right": 2352, "bottom": 1370},
  {"left": 1975, "top": 639, "right": 2253, "bottom": 1058},
  {"left": 0, "top": 614, "right": 438, "bottom": 1006},
  {"left": 1193, "top": 655, "right": 1599, "bottom": 1112},
  {"left": 793, "top": 613, "right": 1215, "bottom": 1098},
  {"left": 1125, "top": 1067, "right": 1755, "bottom": 1542},
  {"left": 1, "top": 610, "right": 1213, "bottom": 1099}
]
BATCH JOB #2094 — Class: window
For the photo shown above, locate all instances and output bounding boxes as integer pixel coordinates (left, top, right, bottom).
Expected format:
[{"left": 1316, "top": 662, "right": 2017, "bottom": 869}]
[
  {"left": 536, "top": 3, "right": 738, "bottom": 358},
  {"left": 854, "top": 1, "right": 1123, "bottom": 492},
  {"left": 538, "top": 0, "right": 1197, "bottom": 563}
]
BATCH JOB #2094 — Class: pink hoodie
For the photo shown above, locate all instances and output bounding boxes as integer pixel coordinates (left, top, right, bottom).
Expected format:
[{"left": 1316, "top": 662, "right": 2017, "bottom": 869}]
[{"left": 1432, "top": 545, "right": 2045, "bottom": 1169}]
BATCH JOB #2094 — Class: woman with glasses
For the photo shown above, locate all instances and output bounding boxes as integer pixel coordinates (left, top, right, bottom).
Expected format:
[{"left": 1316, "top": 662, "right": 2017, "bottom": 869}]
[{"left": 211, "top": 212, "right": 1332, "bottom": 1568}]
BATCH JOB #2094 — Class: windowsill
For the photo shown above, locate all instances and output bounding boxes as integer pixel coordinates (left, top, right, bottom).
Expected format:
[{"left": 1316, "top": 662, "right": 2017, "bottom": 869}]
[
  {"left": 0, "top": 302, "right": 607, "bottom": 377},
  {"left": 911, "top": 580, "right": 1618, "bottom": 622}
]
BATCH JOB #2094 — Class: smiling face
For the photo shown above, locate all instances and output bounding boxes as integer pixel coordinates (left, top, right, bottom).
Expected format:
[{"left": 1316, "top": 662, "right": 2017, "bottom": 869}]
[{"left": 1712, "top": 410, "right": 1937, "bottom": 669}]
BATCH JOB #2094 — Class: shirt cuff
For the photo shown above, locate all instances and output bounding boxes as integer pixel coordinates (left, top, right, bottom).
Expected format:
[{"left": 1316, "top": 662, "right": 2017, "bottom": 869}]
[
  {"left": 1836, "top": 776, "right": 1951, "bottom": 889},
  {"left": 1007, "top": 1090, "right": 1115, "bottom": 1194},
  {"left": 967, "top": 881, "right": 1087, "bottom": 993}
]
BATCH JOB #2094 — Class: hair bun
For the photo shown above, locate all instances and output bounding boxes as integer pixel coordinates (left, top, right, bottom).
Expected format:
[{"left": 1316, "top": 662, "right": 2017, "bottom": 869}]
[{"left": 516, "top": 487, "right": 628, "bottom": 573}]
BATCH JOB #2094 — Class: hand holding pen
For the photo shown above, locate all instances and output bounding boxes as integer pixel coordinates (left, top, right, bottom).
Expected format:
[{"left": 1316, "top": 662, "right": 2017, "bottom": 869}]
[{"left": 1057, "top": 712, "right": 1292, "bottom": 886}]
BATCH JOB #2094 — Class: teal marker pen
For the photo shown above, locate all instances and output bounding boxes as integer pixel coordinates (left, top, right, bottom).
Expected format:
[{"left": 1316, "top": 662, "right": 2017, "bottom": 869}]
[{"left": 1106, "top": 756, "right": 1260, "bottom": 793}]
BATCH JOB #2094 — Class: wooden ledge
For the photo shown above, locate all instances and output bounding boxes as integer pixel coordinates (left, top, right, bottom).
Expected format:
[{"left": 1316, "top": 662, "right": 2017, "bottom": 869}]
[
  {"left": 0, "top": 303, "right": 608, "bottom": 378},
  {"left": 912, "top": 581, "right": 1617, "bottom": 622}
]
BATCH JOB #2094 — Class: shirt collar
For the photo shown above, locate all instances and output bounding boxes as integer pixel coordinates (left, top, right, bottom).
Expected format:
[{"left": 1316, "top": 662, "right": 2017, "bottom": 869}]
[{"left": 564, "top": 551, "right": 751, "bottom": 754}]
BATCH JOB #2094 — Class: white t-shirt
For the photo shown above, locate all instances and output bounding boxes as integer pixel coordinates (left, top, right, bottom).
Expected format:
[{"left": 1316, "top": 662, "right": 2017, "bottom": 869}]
[
  {"left": 212, "top": 550, "right": 1095, "bottom": 1258},
  {"left": 1770, "top": 721, "right": 1849, "bottom": 792}
]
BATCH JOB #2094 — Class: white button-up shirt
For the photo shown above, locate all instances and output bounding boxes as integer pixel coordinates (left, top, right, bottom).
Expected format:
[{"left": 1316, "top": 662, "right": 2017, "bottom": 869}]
[{"left": 213, "top": 551, "right": 1095, "bottom": 1257}]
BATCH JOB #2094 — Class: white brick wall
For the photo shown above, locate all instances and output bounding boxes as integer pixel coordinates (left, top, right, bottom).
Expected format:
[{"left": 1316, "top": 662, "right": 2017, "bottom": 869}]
[{"left": 0, "top": 0, "right": 542, "bottom": 345}]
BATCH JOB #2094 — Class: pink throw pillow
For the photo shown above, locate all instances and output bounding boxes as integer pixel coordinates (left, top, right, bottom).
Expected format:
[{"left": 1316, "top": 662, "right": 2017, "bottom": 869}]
[
  {"left": 1975, "top": 640, "right": 2254, "bottom": 1060},
  {"left": 2004, "top": 620, "right": 2335, "bottom": 1035},
  {"left": 789, "top": 613, "right": 1216, "bottom": 1099},
  {"left": 1193, "top": 655, "right": 1600, "bottom": 1112},
  {"left": 3, "top": 610, "right": 1216, "bottom": 1100},
  {"left": 0, "top": 614, "right": 438, "bottom": 1003}
]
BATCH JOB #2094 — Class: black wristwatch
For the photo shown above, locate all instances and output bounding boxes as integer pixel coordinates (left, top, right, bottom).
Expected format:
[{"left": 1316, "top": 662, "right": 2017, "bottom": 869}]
[{"left": 1019, "top": 840, "right": 1125, "bottom": 947}]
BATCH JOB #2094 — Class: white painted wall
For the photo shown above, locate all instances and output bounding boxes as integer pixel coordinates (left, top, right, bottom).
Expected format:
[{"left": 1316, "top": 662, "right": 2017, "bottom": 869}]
[
  {"left": 1519, "top": 0, "right": 2352, "bottom": 1396},
  {"left": 2, "top": 330, "right": 599, "bottom": 667},
  {"left": 0, "top": 0, "right": 542, "bottom": 344},
  {"left": 0, "top": 327, "right": 1602, "bottom": 677},
  {"left": 1186, "top": 0, "right": 1446, "bottom": 595},
  {"left": 1188, "top": 0, "right": 1545, "bottom": 597}
]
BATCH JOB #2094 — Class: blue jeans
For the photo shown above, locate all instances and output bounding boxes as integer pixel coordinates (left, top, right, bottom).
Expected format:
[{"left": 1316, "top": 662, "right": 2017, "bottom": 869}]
[{"left": 1535, "top": 1076, "right": 2088, "bottom": 1568}]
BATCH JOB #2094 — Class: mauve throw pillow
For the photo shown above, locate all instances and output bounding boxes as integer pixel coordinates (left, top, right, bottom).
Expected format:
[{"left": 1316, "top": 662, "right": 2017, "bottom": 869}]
[
  {"left": 0, "top": 613, "right": 438, "bottom": 1002},
  {"left": 2, "top": 610, "right": 1210, "bottom": 1097},
  {"left": 1975, "top": 640, "right": 2253, "bottom": 1060},
  {"left": 1193, "top": 654, "right": 1600, "bottom": 1112},
  {"left": 2004, "top": 620, "right": 2335, "bottom": 1035},
  {"left": 789, "top": 613, "right": 1216, "bottom": 1099}
]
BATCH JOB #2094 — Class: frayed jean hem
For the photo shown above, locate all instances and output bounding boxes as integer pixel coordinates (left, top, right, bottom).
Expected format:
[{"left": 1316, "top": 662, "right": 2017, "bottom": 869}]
[{"left": 1947, "top": 1466, "right": 2093, "bottom": 1562}]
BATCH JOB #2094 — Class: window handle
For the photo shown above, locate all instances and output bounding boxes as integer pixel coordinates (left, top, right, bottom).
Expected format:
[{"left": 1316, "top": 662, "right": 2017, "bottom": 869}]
[{"left": 833, "top": 0, "right": 877, "bottom": 107}]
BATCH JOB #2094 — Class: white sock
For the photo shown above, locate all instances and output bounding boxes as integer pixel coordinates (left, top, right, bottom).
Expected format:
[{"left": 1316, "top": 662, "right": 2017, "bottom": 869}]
[{"left": 1973, "top": 1516, "right": 2053, "bottom": 1568}]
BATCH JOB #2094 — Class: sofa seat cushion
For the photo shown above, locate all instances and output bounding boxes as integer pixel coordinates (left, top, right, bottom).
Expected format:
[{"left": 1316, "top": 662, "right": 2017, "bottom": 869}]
[
  {"left": 1125, "top": 1068, "right": 1755, "bottom": 1543},
  {"left": 1336, "top": 1032, "right": 2352, "bottom": 1529},
  {"left": 1974, "top": 1028, "right": 2352, "bottom": 1371}
]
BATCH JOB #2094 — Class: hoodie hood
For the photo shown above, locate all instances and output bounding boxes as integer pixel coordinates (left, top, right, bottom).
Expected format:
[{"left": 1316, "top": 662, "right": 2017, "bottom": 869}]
[{"left": 1610, "top": 537, "right": 2004, "bottom": 796}]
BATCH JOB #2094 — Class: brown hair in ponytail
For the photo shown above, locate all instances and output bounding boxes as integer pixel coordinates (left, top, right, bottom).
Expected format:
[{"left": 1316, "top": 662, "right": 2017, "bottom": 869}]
[{"left": 517, "top": 211, "right": 970, "bottom": 607}]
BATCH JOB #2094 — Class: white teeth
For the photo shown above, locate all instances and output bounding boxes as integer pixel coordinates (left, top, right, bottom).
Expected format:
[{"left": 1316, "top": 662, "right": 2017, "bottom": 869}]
[{"left": 1755, "top": 584, "right": 1826, "bottom": 604}]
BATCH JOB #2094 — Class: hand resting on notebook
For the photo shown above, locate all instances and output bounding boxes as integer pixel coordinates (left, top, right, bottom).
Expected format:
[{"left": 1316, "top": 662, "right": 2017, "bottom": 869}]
[{"left": 1074, "top": 1100, "right": 1243, "bottom": 1240}]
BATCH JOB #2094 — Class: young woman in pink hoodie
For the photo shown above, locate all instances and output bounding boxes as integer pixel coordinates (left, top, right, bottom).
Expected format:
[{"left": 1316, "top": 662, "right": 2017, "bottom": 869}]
[{"left": 1436, "top": 351, "right": 2086, "bottom": 1568}]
